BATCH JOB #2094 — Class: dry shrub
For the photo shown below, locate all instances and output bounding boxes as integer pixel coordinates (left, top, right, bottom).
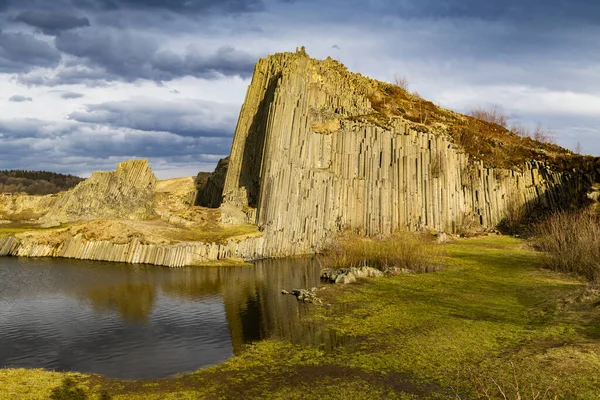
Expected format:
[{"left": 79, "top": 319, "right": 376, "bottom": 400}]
[
  {"left": 470, "top": 106, "right": 508, "bottom": 128},
  {"left": 511, "top": 124, "right": 556, "bottom": 144},
  {"left": 535, "top": 210, "right": 600, "bottom": 281},
  {"left": 393, "top": 74, "right": 409, "bottom": 91},
  {"left": 532, "top": 125, "right": 556, "bottom": 144},
  {"left": 322, "top": 232, "right": 444, "bottom": 273},
  {"left": 510, "top": 124, "right": 530, "bottom": 138}
]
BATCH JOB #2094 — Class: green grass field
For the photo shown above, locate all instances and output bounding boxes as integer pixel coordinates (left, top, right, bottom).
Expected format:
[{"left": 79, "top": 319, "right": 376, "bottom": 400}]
[{"left": 2, "top": 236, "right": 599, "bottom": 399}]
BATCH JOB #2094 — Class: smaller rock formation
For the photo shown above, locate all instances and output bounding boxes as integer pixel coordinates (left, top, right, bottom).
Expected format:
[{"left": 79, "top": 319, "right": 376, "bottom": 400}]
[
  {"left": 195, "top": 157, "right": 229, "bottom": 208},
  {"left": 41, "top": 159, "right": 157, "bottom": 225}
]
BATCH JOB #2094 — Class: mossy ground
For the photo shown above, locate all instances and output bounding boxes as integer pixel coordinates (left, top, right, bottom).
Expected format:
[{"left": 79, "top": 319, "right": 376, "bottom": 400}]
[
  {"left": 0, "top": 223, "right": 68, "bottom": 238},
  {"left": 2, "top": 236, "right": 600, "bottom": 399}
]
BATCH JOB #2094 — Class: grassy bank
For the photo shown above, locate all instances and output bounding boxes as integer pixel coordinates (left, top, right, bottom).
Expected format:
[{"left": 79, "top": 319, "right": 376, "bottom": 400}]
[{"left": 2, "top": 236, "right": 600, "bottom": 399}]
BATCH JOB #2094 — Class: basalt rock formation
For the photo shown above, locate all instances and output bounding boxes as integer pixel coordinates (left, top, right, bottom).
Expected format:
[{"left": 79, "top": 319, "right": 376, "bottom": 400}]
[
  {"left": 0, "top": 160, "right": 260, "bottom": 267},
  {"left": 1, "top": 50, "right": 598, "bottom": 267},
  {"left": 221, "top": 49, "right": 597, "bottom": 257},
  {"left": 195, "top": 156, "right": 229, "bottom": 208},
  {"left": 41, "top": 159, "right": 157, "bottom": 225}
]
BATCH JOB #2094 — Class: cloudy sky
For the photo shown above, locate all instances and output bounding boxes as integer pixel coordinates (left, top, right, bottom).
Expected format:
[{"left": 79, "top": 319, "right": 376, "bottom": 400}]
[{"left": 0, "top": 0, "right": 598, "bottom": 178}]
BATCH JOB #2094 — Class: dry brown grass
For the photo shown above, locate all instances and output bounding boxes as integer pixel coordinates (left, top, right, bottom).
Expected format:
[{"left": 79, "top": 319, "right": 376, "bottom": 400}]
[
  {"left": 535, "top": 210, "right": 600, "bottom": 281},
  {"left": 322, "top": 232, "right": 444, "bottom": 273},
  {"left": 361, "top": 77, "right": 581, "bottom": 170}
]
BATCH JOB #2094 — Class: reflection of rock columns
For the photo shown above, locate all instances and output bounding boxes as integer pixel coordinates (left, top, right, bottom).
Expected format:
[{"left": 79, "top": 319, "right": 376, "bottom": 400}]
[
  {"left": 86, "top": 282, "right": 157, "bottom": 323},
  {"left": 76, "top": 258, "right": 336, "bottom": 354}
]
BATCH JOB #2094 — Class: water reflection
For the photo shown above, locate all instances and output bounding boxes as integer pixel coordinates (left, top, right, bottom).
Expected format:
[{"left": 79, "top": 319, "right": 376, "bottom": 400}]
[
  {"left": 0, "top": 256, "right": 348, "bottom": 379},
  {"left": 87, "top": 283, "right": 156, "bottom": 323}
]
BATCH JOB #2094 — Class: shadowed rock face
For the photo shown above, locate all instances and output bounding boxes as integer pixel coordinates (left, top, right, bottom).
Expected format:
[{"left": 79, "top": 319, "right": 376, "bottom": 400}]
[
  {"left": 221, "top": 50, "right": 593, "bottom": 257},
  {"left": 42, "top": 159, "right": 157, "bottom": 225},
  {"left": 195, "top": 156, "right": 229, "bottom": 208}
]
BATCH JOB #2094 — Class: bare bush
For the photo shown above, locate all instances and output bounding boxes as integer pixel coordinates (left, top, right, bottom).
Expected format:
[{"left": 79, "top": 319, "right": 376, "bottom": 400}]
[
  {"left": 510, "top": 124, "right": 556, "bottom": 144},
  {"left": 470, "top": 106, "right": 508, "bottom": 128},
  {"left": 510, "top": 124, "right": 530, "bottom": 138},
  {"left": 532, "top": 125, "right": 556, "bottom": 144},
  {"left": 535, "top": 210, "right": 600, "bottom": 281},
  {"left": 393, "top": 74, "right": 409, "bottom": 91},
  {"left": 322, "top": 232, "right": 444, "bottom": 273}
]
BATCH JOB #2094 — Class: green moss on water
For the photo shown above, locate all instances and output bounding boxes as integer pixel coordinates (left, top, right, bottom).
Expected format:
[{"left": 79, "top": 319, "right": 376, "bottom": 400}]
[{"left": 2, "top": 236, "right": 600, "bottom": 399}]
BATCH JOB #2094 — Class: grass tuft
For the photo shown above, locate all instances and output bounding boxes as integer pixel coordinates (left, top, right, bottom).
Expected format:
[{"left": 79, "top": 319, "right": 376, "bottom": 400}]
[
  {"left": 321, "top": 232, "right": 443, "bottom": 273},
  {"left": 535, "top": 210, "right": 600, "bottom": 281}
]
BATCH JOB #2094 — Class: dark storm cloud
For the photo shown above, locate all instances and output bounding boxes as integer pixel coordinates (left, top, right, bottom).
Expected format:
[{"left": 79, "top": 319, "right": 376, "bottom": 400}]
[
  {"left": 9, "top": 95, "right": 32, "bottom": 102},
  {"left": 72, "top": 0, "right": 264, "bottom": 13},
  {"left": 68, "top": 99, "right": 238, "bottom": 137},
  {"left": 0, "top": 119, "right": 64, "bottom": 139},
  {"left": 18, "top": 66, "right": 113, "bottom": 87},
  {"left": 14, "top": 10, "right": 91, "bottom": 34},
  {"left": 328, "top": 0, "right": 600, "bottom": 24},
  {"left": 1, "top": 0, "right": 265, "bottom": 14},
  {"left": 53, "top": 29, "right": 256, "bottom": 83},
  {"left": 0, "top": 118, "right": 231, "bottom": 174},
  {"left": 63, "top": 128, "right": 231, "bottom": 159},
  {"left": 0, "top": 29, "right": 61, "bottom": 73}
]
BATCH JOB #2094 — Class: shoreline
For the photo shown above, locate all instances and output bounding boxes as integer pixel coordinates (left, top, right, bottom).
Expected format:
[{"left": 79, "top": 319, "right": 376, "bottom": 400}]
[{"left": 2, "top": 236, "right": 599, "bottom": 399}]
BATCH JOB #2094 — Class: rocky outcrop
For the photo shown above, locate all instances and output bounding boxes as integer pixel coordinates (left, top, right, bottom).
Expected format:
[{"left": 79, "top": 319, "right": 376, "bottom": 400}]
[
  {"left": 41, "top": 159, "right": 157, "bottom": 225},
  {"left": 0, "top": 234, "right": 266, "bottom": 268},
  {"left": 0, "top": 193, "right": 58, "bottom": 221},
  {"left": 195, "top": 157, "right": 229, "bottom": 208},
  {"left": 321, "top": 266, "right": 384, "bottom": 284},
  {"left": 221, "top": 50, "right": 589, "bottom": 257}
]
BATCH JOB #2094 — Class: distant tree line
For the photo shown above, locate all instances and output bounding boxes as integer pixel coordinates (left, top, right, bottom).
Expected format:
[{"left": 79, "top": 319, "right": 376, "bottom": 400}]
[{"left": 0, "top": 170, "right": 84, "bottom": 195}]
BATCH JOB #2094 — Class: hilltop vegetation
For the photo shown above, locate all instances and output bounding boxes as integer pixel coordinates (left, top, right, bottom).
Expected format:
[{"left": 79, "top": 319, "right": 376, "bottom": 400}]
[
  {"left": 0, "top": 170, "right": 83, "bottom": 195},
  {"left": 307, "top": 54, "right": 597, "bottom": 172},
  {"left": 362, "top": 77, "right": 585, "bottom": 170}
]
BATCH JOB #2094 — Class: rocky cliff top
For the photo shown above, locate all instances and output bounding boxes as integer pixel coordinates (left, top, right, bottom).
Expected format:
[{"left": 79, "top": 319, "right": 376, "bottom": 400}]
[{"left": 252, "top": 49, "right": 596, "bottom": 172}]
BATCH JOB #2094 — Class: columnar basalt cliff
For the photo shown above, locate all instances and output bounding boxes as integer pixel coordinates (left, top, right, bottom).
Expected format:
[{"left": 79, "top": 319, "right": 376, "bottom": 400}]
[{"left": 222, "top": 49, "right": 594, "bottom": 256}]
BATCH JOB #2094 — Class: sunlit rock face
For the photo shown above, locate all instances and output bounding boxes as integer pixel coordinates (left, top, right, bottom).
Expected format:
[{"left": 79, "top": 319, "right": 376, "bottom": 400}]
[
  {"left": 221, "top": 50, "right": 591, "bottom": 257},
  {"left": 42, "top": 159, "right": 157, "bottom": 225}
]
